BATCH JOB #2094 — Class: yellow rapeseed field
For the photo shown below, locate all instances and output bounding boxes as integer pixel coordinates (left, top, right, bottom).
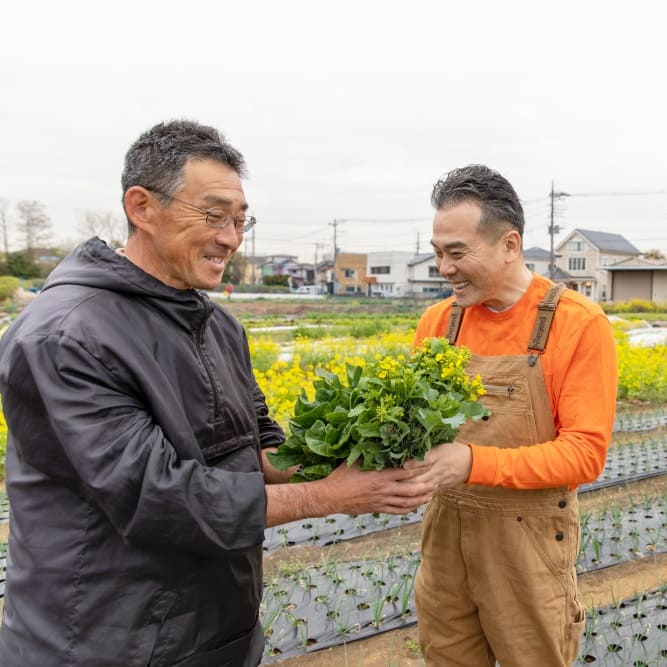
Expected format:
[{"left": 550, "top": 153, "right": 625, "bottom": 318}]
[{"left": 253, "top": 326, "right": 667, "bottom": 429}]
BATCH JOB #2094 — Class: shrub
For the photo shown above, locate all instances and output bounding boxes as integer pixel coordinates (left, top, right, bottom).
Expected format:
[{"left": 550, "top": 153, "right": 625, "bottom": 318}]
[
  {"left": 0, "top": 276, "right": 20, "bottom": 300},
  {"left": 248, "top": 337, "right": 282, "bottom": 373},
  {"left": 602, "top": 299, "right": 665, "bottom": 314},
  {"left": 347, "top": 319, "right": 390, "bottom": 338},
  {"left": 292, "top": 326, "right": 329, "bottom": 340},
  {"left": 262, "top": 275, "right": 290, "bottom": 288}
]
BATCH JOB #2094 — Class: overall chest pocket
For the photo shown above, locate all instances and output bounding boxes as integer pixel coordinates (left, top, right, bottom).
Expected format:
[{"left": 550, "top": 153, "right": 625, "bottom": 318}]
[{"left": 457, "top": 373, "right": 539, "bottom": 447}]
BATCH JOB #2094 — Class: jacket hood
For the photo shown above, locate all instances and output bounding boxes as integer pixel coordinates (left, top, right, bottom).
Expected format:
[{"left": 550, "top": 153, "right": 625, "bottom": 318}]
[{"left": 42, "top": 237, "right": 213, "bottom": 330}]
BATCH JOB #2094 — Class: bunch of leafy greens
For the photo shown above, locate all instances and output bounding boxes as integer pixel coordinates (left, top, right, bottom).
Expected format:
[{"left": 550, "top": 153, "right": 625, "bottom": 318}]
[{"left": 267, "top": 338, "right": 489, "bottom": 481}]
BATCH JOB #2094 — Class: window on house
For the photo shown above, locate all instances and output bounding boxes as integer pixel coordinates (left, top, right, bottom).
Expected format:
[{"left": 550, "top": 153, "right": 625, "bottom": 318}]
[
  {"left": 568, "top": 257, "right": 586, "bottom": 271},
  {"left": 343, "top": 268, "right": 356, "bottom": 278},
  {"left": 370, "top": 266, "right": 390, "bottom": 275},
  {"left": 569, "top": 241, "right": 584, "bottom": 252},
  {"left": 428, "top": 266, "right": 440, "bottom": 277},
  {"left": 525, "top": 263, "right": 535, "bottom": 272}
]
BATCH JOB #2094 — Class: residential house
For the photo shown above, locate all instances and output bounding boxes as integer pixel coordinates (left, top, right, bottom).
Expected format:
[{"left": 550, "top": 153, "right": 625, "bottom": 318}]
[
  {"left": 366, "top": 251, "right": 415, "bottom": 297},
  {"left": 334, "top": 252, "right": 369, "bottom": 295},
  {"left": 555, "top": 229, "right": 641, "bottom": 301},
  {"left": 407, "top": 253, "right": 450, "bottom": 296},
  {"left": 315, "top": 259, "right": 335, "bottom": 294},
  {"left": 260, "top": 255, "right": 306, "bottom": 288},
  {"left": 241, "top": 254, "right": 266, "bottom": 286},
  {"left": 523, "top": 246, "right": 552, "bottom": 276},
  {"left": 604, "top": 257, "right": 667, "bottom": 302}
]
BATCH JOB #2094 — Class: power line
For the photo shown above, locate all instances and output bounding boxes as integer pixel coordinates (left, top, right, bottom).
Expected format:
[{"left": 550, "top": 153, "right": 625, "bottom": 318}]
[
  {"left": 341, "top": 217, "right": 430, "bottom": 223},
  {"left": 568, "top": 190, "right": 667, "bottom": 198}
]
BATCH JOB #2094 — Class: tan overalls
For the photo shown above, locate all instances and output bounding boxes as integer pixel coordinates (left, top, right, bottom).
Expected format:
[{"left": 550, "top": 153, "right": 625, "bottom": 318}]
[{"left": 416, "top": 284, "right": 586, "bottom": 667}]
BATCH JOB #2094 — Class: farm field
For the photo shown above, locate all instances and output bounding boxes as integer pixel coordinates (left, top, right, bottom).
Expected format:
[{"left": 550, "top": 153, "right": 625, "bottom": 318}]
[
  {"left": 1, "top": 296, "right": 667, "bottom": 664},
  {"left": 260, "top": 414, "right": 667, "bottom": 666},
  {"left": 232, "top": 297, "right": 667, "bottom": 666}
]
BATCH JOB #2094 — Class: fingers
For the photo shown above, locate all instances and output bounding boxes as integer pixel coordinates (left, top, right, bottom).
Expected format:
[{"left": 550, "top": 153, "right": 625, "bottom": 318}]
[
  {"left": 373, "top": 494, "right": 432, "bottom": 516},
  {"left": 402, "top": 458, "right": 431, "bottom": 472}
]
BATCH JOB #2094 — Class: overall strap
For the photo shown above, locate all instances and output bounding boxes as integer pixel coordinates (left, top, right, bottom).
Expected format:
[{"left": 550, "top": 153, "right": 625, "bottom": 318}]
[
  {"left": 527, "top": 282, "right": 566, "bottom": 366},
  {"left": 445, "top": 303, "right": 464, "bottom": 344}
]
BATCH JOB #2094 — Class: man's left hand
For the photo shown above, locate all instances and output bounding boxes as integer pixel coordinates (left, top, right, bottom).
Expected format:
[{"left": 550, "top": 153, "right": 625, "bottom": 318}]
[{"left": 402, "top": 441, "right": 472, "bottom": 488}]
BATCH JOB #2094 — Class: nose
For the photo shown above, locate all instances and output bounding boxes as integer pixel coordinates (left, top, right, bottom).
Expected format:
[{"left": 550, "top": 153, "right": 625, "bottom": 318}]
[
  {"left": 438, "top": 258, "right": 456, "bottom": 277},
  {"left": 213, "top": 224, "right": 241, "bottom": 251}
]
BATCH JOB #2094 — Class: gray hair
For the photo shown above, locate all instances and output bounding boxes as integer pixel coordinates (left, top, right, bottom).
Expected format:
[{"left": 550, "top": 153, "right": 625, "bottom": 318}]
[
  {"left": 431, "top": 164, "right": 525, "bottom": 240},
  {"left": 121, "top": 119, "right": 247, "bottom": 231}
]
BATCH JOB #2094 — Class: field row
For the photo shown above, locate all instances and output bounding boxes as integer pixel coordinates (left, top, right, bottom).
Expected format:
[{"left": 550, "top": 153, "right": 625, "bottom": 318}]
[{"left": 260, "top": 491, "right": 667, "bottom": 662}]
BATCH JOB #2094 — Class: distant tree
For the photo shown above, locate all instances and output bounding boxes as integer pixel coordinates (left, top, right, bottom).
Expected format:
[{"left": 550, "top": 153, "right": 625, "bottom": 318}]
[
  {"left": 642, "top": 248, "right": 666, "bottom": 261},
  {"left": 5, "top": 252, "right": 41, "bottom": 279},
  {"left": 222, "top": 252, "right": 248, "bottom": 285},
  {"left": 0, "top": 198, "right": 9, "bottom": 258},
  {"left": 79, "top": 210, "right": 126, "bottom": 248},
  {"left": 16, "top": 200, "right": 52, "bottom": 260},
  {"left": 0, "top": 276, "right": 20, "bottom": 300}
]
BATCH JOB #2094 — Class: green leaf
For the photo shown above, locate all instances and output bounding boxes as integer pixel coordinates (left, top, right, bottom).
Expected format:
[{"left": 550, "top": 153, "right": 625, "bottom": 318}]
[
  {"left": 324, "top": 406, "right": 350, "bottom": 424},
  {"left": 290, "top": 401, "right": 331, "bottom": 427},
  {"left": 290, "top": 462, "right": 335, "bottom": 482},
  {"left": 357, "top": 422, "right": 381, "bottom": 438},
  {"left": 346, "top": 363, "right": 364, "bottom": 388},
  {"left": 346, "top": 443, "right": 364, "bottom": 466},
  {"left": 266, "top": 449, "right": 304, "bottom": 471}
]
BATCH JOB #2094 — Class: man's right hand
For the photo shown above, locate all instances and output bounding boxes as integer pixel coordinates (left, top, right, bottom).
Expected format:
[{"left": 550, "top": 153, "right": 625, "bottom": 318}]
[{"left": 265, "top": 460, "right": 435, "bottom": 528}]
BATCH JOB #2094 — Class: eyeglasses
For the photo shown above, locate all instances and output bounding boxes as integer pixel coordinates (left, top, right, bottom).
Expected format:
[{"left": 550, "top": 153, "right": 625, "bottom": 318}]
[{"left": 148, "top": 189, "right": 256, "bottom": 233}]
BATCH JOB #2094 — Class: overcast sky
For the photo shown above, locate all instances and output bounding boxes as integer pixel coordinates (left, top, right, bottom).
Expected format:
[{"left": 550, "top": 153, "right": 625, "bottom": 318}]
[{"left": 2, "top": 0, "right": 666, "bottom": 263}]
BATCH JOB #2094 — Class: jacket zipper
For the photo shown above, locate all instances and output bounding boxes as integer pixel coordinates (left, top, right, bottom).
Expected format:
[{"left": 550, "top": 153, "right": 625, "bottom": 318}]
[{"left": 193, "top": 297, "right": 220, "bottom": 420}]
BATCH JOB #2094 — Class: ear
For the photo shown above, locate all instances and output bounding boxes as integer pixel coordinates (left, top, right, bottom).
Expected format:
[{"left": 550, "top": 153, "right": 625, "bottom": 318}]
[
  {"left": 124, "top": 186, "right": 159, "bottom": 234},
  {"left": 503, "top": 229, "right": 522, "bottom": 260}
]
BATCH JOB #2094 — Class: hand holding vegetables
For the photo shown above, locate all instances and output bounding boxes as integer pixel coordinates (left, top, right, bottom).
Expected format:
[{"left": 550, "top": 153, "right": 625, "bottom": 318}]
[{"left": 267, "top": 338, "right": 489, "bottom": 482}]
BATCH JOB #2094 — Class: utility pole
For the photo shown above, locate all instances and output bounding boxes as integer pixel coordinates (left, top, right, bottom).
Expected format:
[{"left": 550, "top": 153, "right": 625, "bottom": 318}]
[
  {"left": 549, "top": 182, "right": 569, "bottom": 279},
  {"left": 416, "top": 231, "right": 420, "bottom": 255},
  {"left": 328, "top": 219, "right": 346, "bottom": 294},
  {"left": 313, "top": 240, "right": 323, "bottom": 285},
  {"left": 251, "top": 222, "right": 256, "bottom": 285}
]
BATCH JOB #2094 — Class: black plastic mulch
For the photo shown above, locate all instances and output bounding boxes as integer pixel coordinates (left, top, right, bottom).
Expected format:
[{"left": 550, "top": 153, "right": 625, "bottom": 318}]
[
  {"left": 261, "top": 553, "right": 420, "bottom": 662},
  {"left": 575, "top": 588, "right": 667, "bottom": 666},
  {"left": 614, "top": 409, "right": 667, "bottom": 433},
  {"left": 576, "top": 498, "right": 667, "bottom": 573},
  {"left": 259, "top": 495, "right": 667, "bottom": 663}
]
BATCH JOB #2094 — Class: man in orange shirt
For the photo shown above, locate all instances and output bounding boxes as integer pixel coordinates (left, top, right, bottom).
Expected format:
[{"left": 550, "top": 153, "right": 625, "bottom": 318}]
[{"left": 405, "top": 165, "right": 617, "bottom": 666}]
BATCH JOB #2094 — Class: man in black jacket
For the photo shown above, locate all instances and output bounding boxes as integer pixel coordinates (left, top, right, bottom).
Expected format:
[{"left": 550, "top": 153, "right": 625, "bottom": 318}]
[{"left": 0, "top": 120, "right": 434, "bottom": 667}]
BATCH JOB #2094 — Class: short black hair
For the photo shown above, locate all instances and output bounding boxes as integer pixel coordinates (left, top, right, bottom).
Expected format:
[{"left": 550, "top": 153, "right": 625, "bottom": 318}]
[
  {"left": 121, "top": 120, "right": 246, "bottom": 231},
  {"left": 431, "top": 164, "right": 525, "bottom": 239}
]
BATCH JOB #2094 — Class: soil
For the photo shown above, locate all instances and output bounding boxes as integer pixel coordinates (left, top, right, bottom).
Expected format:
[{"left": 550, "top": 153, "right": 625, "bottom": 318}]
[{"left": 220, "top": 298, "right": 427, "bottom": 321}]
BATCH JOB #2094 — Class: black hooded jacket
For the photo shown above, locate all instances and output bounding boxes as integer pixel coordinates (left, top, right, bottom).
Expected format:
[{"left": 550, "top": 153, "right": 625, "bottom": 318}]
[{"left": 0, "top": 238, "right": 285, "bottom": 666}]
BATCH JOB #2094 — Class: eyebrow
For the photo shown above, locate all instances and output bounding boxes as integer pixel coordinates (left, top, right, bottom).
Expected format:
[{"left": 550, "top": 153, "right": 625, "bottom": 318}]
[
  {"left": 430, "top": 239, "right": 467, "bottom": 251},
  {"left": 201, "top": 195, "right": 249, "bottom": 212}
]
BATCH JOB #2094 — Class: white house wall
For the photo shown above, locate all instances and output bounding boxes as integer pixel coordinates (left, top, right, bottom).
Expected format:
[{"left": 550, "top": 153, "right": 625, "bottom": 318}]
[{"left": 367, "top": 251, "right": 414, "bottom": 296}]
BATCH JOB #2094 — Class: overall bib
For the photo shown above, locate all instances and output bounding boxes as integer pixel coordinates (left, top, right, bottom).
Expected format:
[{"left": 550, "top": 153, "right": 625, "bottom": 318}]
[{"left": 416, "top": 284, "right": 586, "bottom": 667}]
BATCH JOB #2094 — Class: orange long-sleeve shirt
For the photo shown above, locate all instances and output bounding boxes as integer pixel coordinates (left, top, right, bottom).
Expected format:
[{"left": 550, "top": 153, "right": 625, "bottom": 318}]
[{"left": 414, "top": 275, "right": 618, "bottom": 490}]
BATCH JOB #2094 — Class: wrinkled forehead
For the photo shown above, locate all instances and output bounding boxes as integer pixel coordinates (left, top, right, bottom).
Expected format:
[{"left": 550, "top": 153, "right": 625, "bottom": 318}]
[{"left": 180, "top": 158, "right": 248, "bottom": 208}]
